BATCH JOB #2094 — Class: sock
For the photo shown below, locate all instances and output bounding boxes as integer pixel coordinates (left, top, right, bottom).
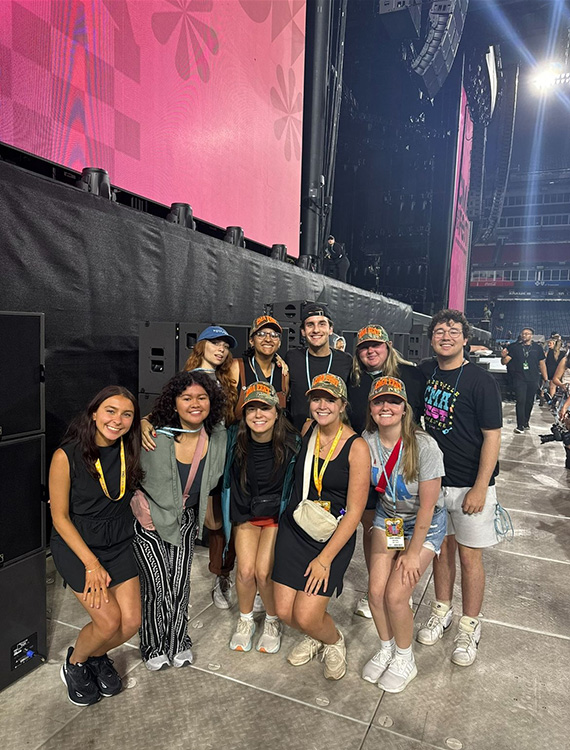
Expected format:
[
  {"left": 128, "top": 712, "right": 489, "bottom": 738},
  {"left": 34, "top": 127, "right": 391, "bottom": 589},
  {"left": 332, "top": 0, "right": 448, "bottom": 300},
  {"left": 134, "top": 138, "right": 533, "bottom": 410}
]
[
  {"left": 396, "top": 644, "right": 413, "bottom": 661},
  {"left": 240, "top": 611, "right": 254, "bottom": 621},
  {"left": 265, "top": 614, "right": 279, "bottom": 622},
  {"left": 380, "top": 637, "right": 395, "bottom": 650}
]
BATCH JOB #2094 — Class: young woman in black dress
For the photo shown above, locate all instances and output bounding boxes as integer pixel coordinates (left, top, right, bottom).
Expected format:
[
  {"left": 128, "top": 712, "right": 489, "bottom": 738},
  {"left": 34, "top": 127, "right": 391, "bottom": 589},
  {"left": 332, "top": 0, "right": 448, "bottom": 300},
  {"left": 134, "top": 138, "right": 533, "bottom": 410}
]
[
  {"left": 49, "top": 386, "right": 143, "bottom": 706},
  {"left": 272, "top": 374, "right": 370, "bottom": 680}
]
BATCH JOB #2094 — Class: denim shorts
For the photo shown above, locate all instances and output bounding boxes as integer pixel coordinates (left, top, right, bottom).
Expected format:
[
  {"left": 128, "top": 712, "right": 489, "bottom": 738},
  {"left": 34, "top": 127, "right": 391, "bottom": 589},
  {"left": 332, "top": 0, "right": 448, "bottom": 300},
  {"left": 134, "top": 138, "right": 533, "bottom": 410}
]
[{"left": 372, "top": 504, "right": 447, "bottom": 555}]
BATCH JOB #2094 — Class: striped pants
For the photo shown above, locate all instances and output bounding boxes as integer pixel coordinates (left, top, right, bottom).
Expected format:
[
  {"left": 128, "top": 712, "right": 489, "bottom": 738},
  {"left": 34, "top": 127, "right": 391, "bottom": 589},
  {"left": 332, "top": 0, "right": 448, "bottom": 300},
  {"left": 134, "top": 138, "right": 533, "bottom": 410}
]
[{"left": 132, "top": 507, "right": 197, "bottom": 662}]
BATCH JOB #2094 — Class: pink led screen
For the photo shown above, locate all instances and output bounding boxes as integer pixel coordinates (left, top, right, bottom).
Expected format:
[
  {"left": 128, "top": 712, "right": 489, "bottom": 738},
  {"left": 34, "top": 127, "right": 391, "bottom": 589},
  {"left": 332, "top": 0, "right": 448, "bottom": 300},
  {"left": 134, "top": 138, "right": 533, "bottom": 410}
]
[
  {"left": 447, "top": 87, "right": 473, "bottom": 311},
  {"left": 0, "top": 1, "right": 306, "bottom": 256}
]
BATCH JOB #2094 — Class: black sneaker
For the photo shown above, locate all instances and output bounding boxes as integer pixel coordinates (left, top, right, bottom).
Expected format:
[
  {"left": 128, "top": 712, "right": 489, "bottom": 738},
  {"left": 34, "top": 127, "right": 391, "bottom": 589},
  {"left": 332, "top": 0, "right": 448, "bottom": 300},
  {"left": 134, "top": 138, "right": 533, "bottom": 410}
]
[
  {"left": 87, "top": 653, "right": 122, "bottom": 697},
  {"left": 60, "top": 647, "right": 101, "bottom": 706}
]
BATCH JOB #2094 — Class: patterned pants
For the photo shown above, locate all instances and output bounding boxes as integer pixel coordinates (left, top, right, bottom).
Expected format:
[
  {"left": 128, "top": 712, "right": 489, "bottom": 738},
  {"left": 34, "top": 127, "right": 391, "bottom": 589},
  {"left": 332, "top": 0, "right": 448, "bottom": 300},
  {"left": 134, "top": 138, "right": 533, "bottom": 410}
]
[{"left": 133, "top": 507, "right": 197, "bottom": 662}]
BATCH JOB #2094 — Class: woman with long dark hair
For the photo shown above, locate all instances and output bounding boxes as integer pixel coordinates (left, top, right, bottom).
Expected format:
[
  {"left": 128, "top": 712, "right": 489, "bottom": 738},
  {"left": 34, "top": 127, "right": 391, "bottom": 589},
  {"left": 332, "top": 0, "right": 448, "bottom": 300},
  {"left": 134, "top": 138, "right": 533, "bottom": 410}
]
[
  {"left": 221, "top": 383, "right": 300, "bottom": 653},
  {"left": 132, "top": 371, "right": 227, "bottom": 670},
  {"left": 50, "top": 386, "right": 143, "bottom": 706},
  {"left": 361, "top": 376, "right": 445, "bottom": 693}
]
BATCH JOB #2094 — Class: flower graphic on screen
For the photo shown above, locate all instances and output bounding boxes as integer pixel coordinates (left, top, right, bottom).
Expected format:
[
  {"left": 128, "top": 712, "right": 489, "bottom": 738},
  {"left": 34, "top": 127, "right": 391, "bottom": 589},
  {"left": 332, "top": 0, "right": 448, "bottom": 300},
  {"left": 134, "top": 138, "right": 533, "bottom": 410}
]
[
  {"left": 151, "top": 0, "right": 219, "bottom": 82},
  {"left": 239, "top": 0, "right": 305, "bottom": 64},
  {"left": 271, "top": 66, "right": 302, "bottom": 161}
]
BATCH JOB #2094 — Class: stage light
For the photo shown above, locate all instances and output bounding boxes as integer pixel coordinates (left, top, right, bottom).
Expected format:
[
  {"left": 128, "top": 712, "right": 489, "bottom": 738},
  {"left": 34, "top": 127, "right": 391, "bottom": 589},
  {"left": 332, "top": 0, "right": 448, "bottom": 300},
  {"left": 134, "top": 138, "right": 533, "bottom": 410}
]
[
  {"left": 531, "top": 62, "right": 570, "bottom": 91},
  {"left": 224, "top": 226, "right": 245, "bottom": 247},
  {"left": 76, "top": 168, "right": 112, "bottom": 199},
  {"left": 167, "top": 203, "right": 196, "bottom": 229},
  {"left": 270, "top": 244, "right": 287, "bottom": 261}
]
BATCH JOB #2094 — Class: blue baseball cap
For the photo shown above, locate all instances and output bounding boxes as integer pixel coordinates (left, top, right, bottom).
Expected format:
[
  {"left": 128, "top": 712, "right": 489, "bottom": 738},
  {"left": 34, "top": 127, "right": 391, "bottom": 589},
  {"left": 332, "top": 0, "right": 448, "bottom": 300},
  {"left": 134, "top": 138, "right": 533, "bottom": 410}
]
[{"left": 197, "top": 325, "right": 238, "bottom": 349}]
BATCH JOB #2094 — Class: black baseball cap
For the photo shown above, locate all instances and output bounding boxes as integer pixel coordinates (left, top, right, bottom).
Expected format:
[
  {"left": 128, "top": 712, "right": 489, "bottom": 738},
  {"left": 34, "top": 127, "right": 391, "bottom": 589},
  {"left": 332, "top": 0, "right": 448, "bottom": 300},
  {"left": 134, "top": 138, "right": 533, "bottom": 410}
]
[{"left": 301, "top": 302, "right": 332, "bottom": 324}]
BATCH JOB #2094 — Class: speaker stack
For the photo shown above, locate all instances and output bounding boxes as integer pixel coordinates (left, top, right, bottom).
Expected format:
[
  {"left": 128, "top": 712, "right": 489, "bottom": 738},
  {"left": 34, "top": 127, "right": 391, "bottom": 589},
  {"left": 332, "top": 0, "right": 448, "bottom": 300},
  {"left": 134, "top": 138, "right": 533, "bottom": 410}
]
[
  {"left": 270, "top": 300, "right": 316, "bottom": 349},
  {"left": 0, "top": 312, "right": 47, "bottom": 691}
]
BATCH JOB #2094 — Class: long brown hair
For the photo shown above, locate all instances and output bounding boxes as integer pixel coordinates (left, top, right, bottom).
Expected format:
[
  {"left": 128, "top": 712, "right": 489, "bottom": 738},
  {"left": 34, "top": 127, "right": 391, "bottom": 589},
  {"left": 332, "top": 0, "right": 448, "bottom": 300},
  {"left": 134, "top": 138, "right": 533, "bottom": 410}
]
[
  {"left": 365, "top": 401, "right": 423, "bottom": 482},
  {"left": 184, "top": 340, "right": 238, "bottom": 423},
  {"left": 235, "top": 406, "right": 300, "bottom": 491},
  {"left": 351, "top": 344, "right": 412, "bottom": 386},
  {"left": 61, "top": 386, "right": 143, "bottom": 489}
]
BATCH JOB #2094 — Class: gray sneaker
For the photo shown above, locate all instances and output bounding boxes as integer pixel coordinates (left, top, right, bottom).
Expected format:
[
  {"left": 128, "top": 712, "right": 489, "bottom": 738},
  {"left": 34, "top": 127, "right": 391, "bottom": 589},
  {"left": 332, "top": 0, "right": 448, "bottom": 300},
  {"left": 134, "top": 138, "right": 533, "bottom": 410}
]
[
  {"left": 378, "top": 654, "right": 417, "bottom": 693},
  {"left": 361, "top": 647, "right": 395, "bottom": 684},
  {"left": 229, "top": 618, "right": 256, "bottom": 652},
  {"left": 256, "top": 618, "right": 282, "bottom": 654},
  {"left": 416, "top": 601, "right": 453, "bottom": 646},
  {"left": 212, "top": 575, "right": 234, "bottom": 609},
  {"left": 451, "top": 616, "right": 481, "bottom": 667},
  {"left": 287, "top": 635, "right": 323, "bottom": 666},
  {"left": 322, "top": 630, "right": 347, "bottom": 680}
]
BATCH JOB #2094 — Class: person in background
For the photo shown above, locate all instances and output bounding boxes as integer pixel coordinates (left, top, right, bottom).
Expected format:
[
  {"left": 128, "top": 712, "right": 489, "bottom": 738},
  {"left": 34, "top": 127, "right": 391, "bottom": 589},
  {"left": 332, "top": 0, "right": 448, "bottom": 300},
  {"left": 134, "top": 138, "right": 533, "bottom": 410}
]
[
  {"left": 544, "top": 336, "right": 566, "bottom": 400},
  {"left": 348, "top": 325, "right": 425, "bottom": 619},
  {"left": 221, "top": 383, "right": 300, "bottom": 654},
  {"left": 133, "top": 371, "right": 226, "bottom": 670},
  {"left": 50, "top": 386, "right": 143, "bottom": 706},
  {"left": 501, "top": 327, "right": 547, "bottom": 433},
  {"left": 324, "top": 235, "right": 350, "bottom": 283}
]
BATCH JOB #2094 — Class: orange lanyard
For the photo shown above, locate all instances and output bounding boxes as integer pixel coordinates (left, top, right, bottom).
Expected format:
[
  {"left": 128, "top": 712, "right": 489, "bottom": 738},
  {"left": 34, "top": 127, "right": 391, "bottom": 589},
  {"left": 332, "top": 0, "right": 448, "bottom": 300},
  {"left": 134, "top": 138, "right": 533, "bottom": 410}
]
[
  {"left": 94, "top": 438, "right": 126, "bottom": 501},
  {"left": 313, "top": 426, "right": 344, "bottom": 498}
]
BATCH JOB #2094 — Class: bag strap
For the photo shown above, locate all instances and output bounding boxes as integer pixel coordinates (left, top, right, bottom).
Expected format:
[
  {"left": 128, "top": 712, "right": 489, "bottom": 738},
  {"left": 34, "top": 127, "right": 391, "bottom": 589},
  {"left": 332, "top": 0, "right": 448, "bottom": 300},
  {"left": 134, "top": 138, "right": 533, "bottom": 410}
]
[
  {"left": 234, "top": 358, "right": 248, "bottom": 419},
  {"left": 302, "top": 423, "right": 318, "bottom": 501},
  {"left": 375, "top": 438, "right": 402, "bottom": 494},
  {"left": 182, "top": 428, "right": 207, "bottom": 504}
]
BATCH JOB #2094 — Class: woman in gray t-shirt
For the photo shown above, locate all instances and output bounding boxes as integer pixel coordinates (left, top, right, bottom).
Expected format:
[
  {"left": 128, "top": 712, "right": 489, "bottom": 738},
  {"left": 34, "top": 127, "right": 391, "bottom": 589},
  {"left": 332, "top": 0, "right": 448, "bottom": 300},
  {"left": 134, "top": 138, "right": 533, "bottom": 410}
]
[{"left": 360, "top": 376, "right": 446, "bottom": 694}]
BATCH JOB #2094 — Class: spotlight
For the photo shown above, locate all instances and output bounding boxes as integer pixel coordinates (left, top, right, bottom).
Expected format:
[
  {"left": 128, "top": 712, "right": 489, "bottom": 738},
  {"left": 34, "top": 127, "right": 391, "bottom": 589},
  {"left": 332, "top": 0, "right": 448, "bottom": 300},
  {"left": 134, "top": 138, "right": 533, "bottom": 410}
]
[
  {"left": 224, "top": 226, "right": 245, "bottom": 247},
  {"left": 76, "top": 168, "right": 112, "bottom": 199},
  {"left": 531, "top": 62, "right": 570, "bottom": 91},
  {"left": 167, "top": 203, "right": 196, "bottom": 229},
  {"left": 270, "top": 244, "right": 287, "bottom": 261}
]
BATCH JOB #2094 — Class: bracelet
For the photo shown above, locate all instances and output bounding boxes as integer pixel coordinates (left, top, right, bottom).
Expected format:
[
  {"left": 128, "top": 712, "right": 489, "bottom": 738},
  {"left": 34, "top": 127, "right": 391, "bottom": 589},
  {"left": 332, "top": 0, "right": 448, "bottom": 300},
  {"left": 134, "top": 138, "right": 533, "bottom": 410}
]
[
  {"left": 85, "top": 560, "right": 100, "bottom": 573},
  {"left": 316, "top": 558, "right": 330, "bottom": 571}
]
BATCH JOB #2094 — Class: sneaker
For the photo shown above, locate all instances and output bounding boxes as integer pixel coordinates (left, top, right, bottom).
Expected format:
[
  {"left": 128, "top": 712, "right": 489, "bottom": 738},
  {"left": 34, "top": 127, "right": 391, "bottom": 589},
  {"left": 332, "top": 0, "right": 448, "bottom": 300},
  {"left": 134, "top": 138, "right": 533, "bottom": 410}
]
[
  {"left": 172, "top": 649, "right": 194, "bottom": 668},
  {"left": 256, "top": 618, "right": 282, "bottom": 653},
  {"left": 322, "top": 630, "right": 347, "bottom": 680},
  {"left": 229, "top": 617, "right": 256, "bottom": 652},
  {"left": 253, "top": 592, "right": 265, "bottom": 614},
  {"left": 361, "top": 646, "right": 395, "bottom": 684},
  {"left": 287, "top": 634, "right": 323, "bottom": 666},
  {"left": 354, "top": 595, "right": 372, "bottom": 619},
  {"left": 416, "top": 601, "right": 453, "bottom": 646},
  {"left": 377, "top": 654, "right": 417, "bottom": 693},
  {"left": 523, "top": 425, "right": 530, "bottom": 431},
  {"left": 212, "top": 575, "right": 234, "bottom": 609},
  {"left": 451, "top": 616, "right": 481, "bottom": 667},
  {"left": 86, "top": 653, "right": 121, "bottom": 697},
  {"left": 60, "top": 647, "right": 101, "bottom": 706},
  {"left": 513, "top": 427, "right": 524, "bottom": 434},
  {"left": 145, "top": 655, "right": 171, "bottom": 671}
]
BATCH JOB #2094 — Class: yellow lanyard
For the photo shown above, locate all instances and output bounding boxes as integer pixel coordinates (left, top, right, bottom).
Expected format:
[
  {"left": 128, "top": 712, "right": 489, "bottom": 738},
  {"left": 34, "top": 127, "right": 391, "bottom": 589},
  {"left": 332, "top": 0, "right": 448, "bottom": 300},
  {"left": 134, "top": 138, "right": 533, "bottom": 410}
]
[
  {"left": 94, "top": 437, "right": 126, "bottom": 501},
  {"left": 313, "top": 425, "right": 344, "bottom": 498}
]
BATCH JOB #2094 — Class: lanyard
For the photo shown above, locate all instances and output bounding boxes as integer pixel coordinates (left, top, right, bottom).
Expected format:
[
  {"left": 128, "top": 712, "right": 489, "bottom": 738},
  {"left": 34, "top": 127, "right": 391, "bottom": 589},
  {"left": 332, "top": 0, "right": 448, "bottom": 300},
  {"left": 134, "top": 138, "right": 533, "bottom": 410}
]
[
  {"left": 155, "top": 426, "right": 202, "bottom": 436},
  {"left": 95, "top": 437, "right": 126, "bottom": 501},
  {"left": 376, "top": 436, "right": 403, "bottom": 515},
  {"left": 313, "top": 425, "right": 344, "bottom": 498},
  {"left": 250, "top": 357, "right": 274, "bottom": 386},
  {"left": 306, "top": 349, "right": 333, "bottom": 390}
]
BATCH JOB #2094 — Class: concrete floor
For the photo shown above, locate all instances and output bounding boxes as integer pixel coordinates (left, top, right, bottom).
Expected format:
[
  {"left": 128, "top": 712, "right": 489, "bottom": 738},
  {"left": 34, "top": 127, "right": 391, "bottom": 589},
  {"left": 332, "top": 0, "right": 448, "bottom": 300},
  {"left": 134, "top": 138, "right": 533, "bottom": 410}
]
[{"left": 2, "top": 402, "right": 570, "bottom": 750}]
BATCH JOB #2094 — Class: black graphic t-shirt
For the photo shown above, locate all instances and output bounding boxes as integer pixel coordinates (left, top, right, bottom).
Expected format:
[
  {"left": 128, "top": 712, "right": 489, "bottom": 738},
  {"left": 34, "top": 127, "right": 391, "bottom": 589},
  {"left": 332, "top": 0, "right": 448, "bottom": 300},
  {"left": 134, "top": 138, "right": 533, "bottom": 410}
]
[
  {"left": 506, "top": 341, "right": 545, "bottom": 382},
  {"left": 418, "top": 359, "right": 503, "bottom": 487}
]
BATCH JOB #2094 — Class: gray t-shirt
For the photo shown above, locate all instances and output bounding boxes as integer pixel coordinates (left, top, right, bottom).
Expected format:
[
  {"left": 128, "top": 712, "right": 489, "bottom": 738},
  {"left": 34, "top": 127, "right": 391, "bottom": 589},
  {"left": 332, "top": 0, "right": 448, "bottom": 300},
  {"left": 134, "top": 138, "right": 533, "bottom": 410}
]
[{"left": 362, "top": 430, "right": 444, "bottom": 519}]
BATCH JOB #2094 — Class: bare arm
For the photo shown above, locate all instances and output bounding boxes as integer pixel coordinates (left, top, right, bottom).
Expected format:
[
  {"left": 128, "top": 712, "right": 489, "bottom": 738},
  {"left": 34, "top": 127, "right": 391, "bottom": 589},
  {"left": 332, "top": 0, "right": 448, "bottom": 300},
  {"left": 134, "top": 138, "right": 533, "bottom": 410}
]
[
  {"left": 462, "top": 427, "right": 501, "bottom": 514},
  {"left": 539, "top": 359, "right": 547, "bottom": 382},
  {"left": 500, "top": 348, "right": 512, "bottom": 365},
  {"left": 552, "top": 358, "right": 567, "bottom": 388}
]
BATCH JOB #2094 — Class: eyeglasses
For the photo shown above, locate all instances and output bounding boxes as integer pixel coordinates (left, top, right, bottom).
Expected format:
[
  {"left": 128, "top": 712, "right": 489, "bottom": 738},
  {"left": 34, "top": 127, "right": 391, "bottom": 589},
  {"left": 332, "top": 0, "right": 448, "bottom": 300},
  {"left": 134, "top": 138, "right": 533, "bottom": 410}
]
[
  {"left": 255, "top": 331, "right": 281, "bottom": 340},
  {"left": 432, "top": 328, "right": 464, "bottom": 339}
]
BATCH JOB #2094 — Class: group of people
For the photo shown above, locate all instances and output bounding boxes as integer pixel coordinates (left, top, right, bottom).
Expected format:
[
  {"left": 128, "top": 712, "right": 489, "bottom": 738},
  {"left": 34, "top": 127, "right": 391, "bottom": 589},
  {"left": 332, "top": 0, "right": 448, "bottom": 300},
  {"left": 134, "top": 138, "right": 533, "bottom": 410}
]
[{"left": 49, "top": 304, "right": 505, "bottom": 707}]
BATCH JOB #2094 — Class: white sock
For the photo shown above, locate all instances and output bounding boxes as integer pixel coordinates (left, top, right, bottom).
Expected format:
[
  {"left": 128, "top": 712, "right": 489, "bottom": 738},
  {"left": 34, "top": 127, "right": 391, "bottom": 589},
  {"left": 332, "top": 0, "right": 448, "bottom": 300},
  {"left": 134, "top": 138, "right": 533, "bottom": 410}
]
[
  {"left": 240, "top": 611, "right": 254, "bottom": 621},
  {"left": 265, "top": 614, "right": 279, "bottom": 622},
  {"left": 380, "top": 638, "right": 395, "bottom": 650},
  {"left": 396, "top": 644, "right": 413, "bottom": 661}
]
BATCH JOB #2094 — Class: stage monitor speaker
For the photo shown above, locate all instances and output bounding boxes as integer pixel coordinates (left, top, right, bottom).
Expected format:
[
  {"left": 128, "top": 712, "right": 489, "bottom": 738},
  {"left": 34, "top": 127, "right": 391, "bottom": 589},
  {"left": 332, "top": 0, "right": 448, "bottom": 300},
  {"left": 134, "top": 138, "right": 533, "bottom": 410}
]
[
  {"left": 0, "top": 435, "right": 45, "bottom": 567},
  {"left": 0, "top": 312, "right": 45, "bottom": 439},
  {"left": 138, "top": 322, "right": 178, "bottom": 395},
  {"left": 271, "top": 300, "right": 315, "bottom": 348},
  {"left": 138, "top": 392, "right": 160, "bottom": 414},
  {"left": 0, "top": 550, "right": 47, "bottom": 691}
]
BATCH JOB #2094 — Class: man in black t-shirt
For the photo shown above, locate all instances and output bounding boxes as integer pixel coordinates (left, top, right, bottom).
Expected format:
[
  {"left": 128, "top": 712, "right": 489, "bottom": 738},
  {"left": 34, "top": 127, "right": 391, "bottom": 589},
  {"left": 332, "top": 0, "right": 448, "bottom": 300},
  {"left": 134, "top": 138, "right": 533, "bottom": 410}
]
[
  {"left": 501, "top": 327, "right": 547, "bottom": 433},
  {"left": 416, "top": 309, "right": 502, "bottom": 668},
  {"left": 285, "top": 303, "right": 352, "bottom": 430}
]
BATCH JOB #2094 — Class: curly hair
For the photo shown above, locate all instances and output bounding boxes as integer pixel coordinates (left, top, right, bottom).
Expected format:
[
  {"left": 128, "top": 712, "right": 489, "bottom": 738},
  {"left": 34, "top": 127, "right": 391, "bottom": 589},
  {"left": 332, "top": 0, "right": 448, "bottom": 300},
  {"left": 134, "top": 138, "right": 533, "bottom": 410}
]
[
  {"left": 61, "top": 386, "right": 143, "bottom": 489},
  {"left": 427, "top": 309, "right": 471, "bottom": 340},
  {"left": 183, "top": 340, "right": 237, "bottom": 423},
  {"left": 149, "top": 370, "right": 225, "bottom": 436}
]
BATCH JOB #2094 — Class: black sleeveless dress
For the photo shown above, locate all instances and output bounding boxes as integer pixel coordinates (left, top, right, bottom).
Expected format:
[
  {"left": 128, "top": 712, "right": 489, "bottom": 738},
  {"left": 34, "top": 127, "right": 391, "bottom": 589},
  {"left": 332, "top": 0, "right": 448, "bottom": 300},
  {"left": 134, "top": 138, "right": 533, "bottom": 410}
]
[
  {"left": 272, "top": 425, "right": 359, "bottom": 597},
  {"left": 50, "top": 440, "right": 138, "bottom": 592}
]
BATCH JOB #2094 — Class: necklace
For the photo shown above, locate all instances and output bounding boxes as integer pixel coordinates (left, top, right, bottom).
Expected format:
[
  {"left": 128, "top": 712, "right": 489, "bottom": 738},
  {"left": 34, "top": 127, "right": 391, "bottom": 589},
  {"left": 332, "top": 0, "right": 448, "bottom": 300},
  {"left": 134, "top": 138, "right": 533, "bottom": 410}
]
[
  {"left": 155, "top": 426, "right": 203, "bottom": 436},
  {"left": 95, "top": 437, "right": 126, "bottom": 501}
]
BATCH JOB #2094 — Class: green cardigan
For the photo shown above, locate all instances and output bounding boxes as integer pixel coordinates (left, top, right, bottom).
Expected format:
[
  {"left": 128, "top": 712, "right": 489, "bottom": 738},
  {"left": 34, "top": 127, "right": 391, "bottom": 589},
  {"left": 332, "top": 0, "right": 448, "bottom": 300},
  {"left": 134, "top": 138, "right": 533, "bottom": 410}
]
[{"left": 139, "top": 423, "right": 227, "bottom": 546}]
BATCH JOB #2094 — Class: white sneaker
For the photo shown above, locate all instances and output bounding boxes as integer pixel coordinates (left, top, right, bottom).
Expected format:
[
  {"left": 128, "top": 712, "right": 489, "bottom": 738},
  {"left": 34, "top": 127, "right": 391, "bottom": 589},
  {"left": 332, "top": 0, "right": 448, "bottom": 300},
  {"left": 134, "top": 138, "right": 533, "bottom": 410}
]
[
  {"left": 212, "top": 576, "right": 234, "bottom": 609},
  {"left": 361, "top": 647, "right": 395, "bottom": 684},
  {"left": 451, "top": 616, "right": 481, "bottom": 667},
  {"left": 378, "top": 654, "right": 417, "bottom": 693},
  {"left": 287, "top": 634, "right": 323, "bottom": 666},
  {"left": 256, "top": 618, "right": 282, "bottom": 654},
  {"left": 416, "top": 601, "right": 453, "bottom": 646},
  {"left": 145, "top": 655, "right": 170, "bottom": 671},
  {"left": 229, "top": 617, "right": 256, "bottom": 652},
  {"left": 322, "top": 630, "right": 347, "bottom": 680},
  {"left": 354, "top": 595, "right": 372, "bottom": 619},
  {"left": 172, "top": 648, "right": 194, "bottom": 668},
  {"left": 253, "top": 592, "right": 265, "bottom": 614}
]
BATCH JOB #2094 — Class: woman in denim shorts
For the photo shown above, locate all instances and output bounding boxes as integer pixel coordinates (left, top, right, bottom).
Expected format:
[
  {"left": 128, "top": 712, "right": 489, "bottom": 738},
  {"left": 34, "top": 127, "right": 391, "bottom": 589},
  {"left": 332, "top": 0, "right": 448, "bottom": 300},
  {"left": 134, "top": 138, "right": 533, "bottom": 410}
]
[{"left": 361, "top": 376, "right": 446, "bottom": 694}]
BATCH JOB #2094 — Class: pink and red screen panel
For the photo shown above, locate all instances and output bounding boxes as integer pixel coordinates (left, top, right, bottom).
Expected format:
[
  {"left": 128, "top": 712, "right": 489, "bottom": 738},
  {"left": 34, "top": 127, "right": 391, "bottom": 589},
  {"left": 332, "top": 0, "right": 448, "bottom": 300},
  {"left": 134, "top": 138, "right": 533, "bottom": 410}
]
[{"left": 0, "top": 1, "right": 306, "bottom": 256}]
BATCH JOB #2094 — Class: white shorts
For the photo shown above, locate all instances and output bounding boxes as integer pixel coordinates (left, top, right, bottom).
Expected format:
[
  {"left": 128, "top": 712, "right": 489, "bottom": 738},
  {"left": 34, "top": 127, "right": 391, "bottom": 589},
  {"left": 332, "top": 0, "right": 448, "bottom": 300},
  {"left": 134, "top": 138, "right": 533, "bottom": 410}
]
[{"left": 442, "top": 485, "right": 500, "bottom": 548}]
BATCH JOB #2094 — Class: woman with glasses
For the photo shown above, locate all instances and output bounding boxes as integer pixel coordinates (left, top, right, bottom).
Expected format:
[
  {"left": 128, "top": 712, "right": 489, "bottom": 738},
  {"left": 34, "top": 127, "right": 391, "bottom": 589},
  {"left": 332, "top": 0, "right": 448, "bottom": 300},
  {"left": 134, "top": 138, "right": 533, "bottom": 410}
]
[{"left": 348, "top": 325, "right": 425, "bottom": 619}]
